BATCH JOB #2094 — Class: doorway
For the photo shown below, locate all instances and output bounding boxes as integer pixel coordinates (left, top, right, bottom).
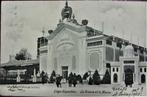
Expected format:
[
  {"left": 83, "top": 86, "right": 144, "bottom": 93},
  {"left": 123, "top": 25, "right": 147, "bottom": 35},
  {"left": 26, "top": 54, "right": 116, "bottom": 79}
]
[
  {"left": 141, "top": 74, "right": 145, "bottom": 83},
  {"left": 125, "top": 68, "right": 133, "bottom": 86},
  {"left": 113, "top": 73, "right": 118, "bottom": 83},
  {"left": 62, "top": 66, "right": 68, "bottom": 80}
]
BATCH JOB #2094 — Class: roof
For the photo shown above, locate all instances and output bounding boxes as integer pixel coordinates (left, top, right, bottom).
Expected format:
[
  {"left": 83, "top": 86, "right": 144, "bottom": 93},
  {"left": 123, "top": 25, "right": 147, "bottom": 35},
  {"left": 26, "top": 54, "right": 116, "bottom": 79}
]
[
  {"left": 0, "top": 59, "right": 39, "bottom": 67},
  {"left": 47, "top": 22, "right": 85, "bottom": 40}
]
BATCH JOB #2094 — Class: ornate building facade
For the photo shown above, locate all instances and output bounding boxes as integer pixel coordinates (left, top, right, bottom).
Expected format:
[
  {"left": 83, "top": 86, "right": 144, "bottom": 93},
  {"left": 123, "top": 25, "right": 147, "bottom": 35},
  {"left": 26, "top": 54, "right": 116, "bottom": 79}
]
[
  {"left": 38, "top": 1, "right": 147, "bottom": 85},
  {"left": 1, "top": 1, "right": 146, "bottom": 85}
]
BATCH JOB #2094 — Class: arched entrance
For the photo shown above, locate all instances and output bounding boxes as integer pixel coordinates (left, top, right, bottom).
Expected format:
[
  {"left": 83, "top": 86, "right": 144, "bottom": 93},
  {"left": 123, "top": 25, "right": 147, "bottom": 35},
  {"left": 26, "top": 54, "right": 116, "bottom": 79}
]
[
  {"left": 113, "top": 73, "right": 118, "bottom": 83},
  {"left": 125, "top": 68, "right": 133, "bottom": 86},
  {"left": 141, "top": 74, "right": 145, "bottom": 83}
]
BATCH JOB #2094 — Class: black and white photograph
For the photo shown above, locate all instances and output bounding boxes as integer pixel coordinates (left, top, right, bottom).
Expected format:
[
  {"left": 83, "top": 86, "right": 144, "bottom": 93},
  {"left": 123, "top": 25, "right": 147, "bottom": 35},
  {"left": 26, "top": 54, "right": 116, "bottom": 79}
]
[{"left": 0, "top": 0, "right": 147, "bottom": 96}]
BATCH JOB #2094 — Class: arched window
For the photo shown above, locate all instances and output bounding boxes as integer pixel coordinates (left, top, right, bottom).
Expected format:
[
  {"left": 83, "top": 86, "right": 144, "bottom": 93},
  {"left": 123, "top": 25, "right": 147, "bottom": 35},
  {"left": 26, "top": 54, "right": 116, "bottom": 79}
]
[
  {"left": 113, "top": 73, "right": 118, "bottom": 83},
  {"left": 140, "top": 68, "right": 142, "bottom": 72},
  {"left": 72, "top": 56, "right": 76, "bottom": 70},
  {"left": 113, "top": 68, "right": 115, "bottom": 72},
  {"left": 141, "top": 74, "right": 146, "bottom": 83},
  {"left": 116, "top": 68, "right": 119, "bottom": 72},
  {"left": 144, "top": 68, "right": 146, "bottom": 72}
]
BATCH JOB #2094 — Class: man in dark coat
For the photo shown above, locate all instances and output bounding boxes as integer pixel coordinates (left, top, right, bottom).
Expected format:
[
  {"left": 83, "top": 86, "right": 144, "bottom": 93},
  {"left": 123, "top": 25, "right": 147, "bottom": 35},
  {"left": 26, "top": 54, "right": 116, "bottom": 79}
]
[
  {"left": 56, "top": 75, "right": 62, "bottom": 88},
  {"left": 72, "top": 73, "right": 77, "bottom": 87},
  {"left": 68, "top": 72, "right": 73, "bottom": 87}
]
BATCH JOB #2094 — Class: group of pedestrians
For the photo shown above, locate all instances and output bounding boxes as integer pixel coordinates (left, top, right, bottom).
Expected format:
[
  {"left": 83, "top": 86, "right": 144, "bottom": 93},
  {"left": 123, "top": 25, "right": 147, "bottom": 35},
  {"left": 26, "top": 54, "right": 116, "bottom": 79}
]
[
  {"left": 68, "top": 73, "right": 77, "bottom": 87},
  {"left": 55, "top": 73, "right": 78, "bottom": 88}
]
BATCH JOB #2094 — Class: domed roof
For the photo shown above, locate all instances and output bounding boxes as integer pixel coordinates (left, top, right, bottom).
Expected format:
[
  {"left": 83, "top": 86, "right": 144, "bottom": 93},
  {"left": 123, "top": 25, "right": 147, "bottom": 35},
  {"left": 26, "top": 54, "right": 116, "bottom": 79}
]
[
  {"left": 125, "top": 45, "right": 134, "bottom": 51},
  {"left": 124, "top": 44, "right": 134, "bottom": 57},
  {"left": 61, "top": 1, "right": 72, "bottom": 20}
]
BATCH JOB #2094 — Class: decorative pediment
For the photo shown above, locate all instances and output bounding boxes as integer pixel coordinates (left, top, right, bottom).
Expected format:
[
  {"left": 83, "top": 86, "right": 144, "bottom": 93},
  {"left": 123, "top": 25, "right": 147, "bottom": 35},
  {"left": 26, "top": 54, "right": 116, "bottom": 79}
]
[{"left": 47, "top": 22, "right": 85, "bottom": 40}]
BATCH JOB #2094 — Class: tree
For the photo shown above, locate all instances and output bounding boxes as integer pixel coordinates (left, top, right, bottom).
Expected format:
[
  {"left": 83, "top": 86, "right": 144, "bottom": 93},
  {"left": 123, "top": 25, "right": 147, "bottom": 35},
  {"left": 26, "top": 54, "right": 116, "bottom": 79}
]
[
  {"left": 93, "top": 70, "right": 101, "bottom": 85},
  {"left": 15, "top": 48, "right": 32, "bottom": 60},
  {"left": 83, "top": 72, "right": 89, "bottom": 80},
  {"left": 102, "top": 70, "right": 111, "bottom": 84},
  {"left": 88, "top": 76, "right": 93, "bottom": 85},
  {"left": 82, "top": 19, "right": 88, "bottom": 25},
  {"left": 49, "top": 70, "right": 56, "bottom": 83}
]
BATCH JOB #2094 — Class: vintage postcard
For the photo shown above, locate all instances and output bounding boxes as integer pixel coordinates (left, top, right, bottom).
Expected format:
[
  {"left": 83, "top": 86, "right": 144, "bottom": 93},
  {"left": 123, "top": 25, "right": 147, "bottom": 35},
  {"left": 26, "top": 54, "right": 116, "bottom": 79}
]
[{"left": 0, "top": 0, "right": 147, "bottom": 96}]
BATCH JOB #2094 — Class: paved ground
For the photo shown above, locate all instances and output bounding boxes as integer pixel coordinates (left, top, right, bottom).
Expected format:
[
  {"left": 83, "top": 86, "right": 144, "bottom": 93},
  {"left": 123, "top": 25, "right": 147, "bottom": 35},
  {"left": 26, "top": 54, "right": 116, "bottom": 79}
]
[{"left": 0, "top": 83, "right": 146, "bottom": 96}]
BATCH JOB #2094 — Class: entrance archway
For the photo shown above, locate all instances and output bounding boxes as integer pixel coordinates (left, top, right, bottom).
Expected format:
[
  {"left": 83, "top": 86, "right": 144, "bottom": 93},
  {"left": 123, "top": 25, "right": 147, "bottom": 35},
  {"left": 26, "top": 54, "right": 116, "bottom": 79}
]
[
  {"left": 125, "top": 68, "right": 133, "bottom": 86},
  {"left": 113, "top": 73, "right": 118, "bottom": 83},
  {"left": 141, "top": 74, "right": 145, "bottom": 83}
]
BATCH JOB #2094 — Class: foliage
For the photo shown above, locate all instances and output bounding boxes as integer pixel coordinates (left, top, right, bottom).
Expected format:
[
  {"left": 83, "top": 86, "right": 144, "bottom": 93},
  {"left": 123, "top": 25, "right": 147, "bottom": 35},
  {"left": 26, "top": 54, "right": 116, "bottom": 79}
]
[
  {"left": 102, "top": 70, "right": 111, "bottom": 84},
  {"left": 88, "top": 76, "right": 93, "bottom": 85},
  {"left": 49, "top": 70, "right": 56, "bottom": 83},
  {"left": 83, "top": 72, "right": 89, "bottom": 80},
  {"left": 93, "top": 70, "right": 101, "bottom": 85},
  {"left": 15, "top": 48, "right": 32, "bottom": 60},
  {"left": 82, "top": 19, "right": 88, "bottom": 25}
]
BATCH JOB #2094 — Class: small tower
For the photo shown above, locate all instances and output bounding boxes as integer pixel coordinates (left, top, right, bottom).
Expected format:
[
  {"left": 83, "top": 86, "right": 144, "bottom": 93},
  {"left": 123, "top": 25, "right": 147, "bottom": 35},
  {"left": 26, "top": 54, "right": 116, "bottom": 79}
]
[{"left": 61, "top": 0, "right": 73, "bottom": 21}]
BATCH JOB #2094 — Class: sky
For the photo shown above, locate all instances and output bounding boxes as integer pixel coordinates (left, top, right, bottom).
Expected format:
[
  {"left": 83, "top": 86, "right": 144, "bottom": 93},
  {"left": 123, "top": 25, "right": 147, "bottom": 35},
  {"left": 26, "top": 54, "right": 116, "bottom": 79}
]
[{"left": 1, "top": 1, "right": 147, "bottom": 63}]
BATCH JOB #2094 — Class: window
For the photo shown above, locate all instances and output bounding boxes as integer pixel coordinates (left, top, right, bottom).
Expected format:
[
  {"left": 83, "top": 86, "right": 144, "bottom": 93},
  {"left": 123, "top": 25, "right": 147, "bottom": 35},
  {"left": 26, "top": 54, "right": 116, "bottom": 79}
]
[
  {"left": 139, "top": 55, "right": 144, "bottom": 62},
  {"left": 134, "top": 48, "right": 138, "bottom": 52},
  {"left": 106, "top": 63, "right": 111, "bottom": 68},
  {"left": 106, "top": 47, "right": 114, "bottom": 61},
  {"left": 124, "top": 61, "right": 134, "bottom": 64},
  {"left": 117, "top": 43, "right": 122, "bottom": 48},
  {"left": 140, "top": 50, "right": 144, "bottom": 54},
  {"left": 115, "top": 49, "right": 120, "bottom": 61},
  {"left": 141, "top": 74, "right": 146, "bottom": 83},
  {"left": 140, "top": 68, "right": 142, "bottom": 72},
  {"left": 113, "top": 73, "right": 118, "bottom": 83},
  {"left": 116, "top": 68, "right": 119, "bottom": 72},
  {"left": 87, "top": 41, "right": 102, "bottom": 46},
  {"left": 106, "top": 40, "right": 112, "bottom": 45},
  {"left": 144, "top": 68, "right": 146, "bottom": 72},
  {"left": 113, "top": 68, "right": 115, "bottom": 72},
  {"left": 90, "top": 53, "right": 99, "bottom": 69}
]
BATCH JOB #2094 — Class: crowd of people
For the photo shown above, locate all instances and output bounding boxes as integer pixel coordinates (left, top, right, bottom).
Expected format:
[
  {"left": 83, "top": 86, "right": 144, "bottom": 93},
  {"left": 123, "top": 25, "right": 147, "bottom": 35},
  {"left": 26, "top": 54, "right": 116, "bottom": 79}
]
[
  {"left": 40, "top": 70, "right": 111, "bottom": 88},
  {"left": 55, "top": 73, "right": 79, "bottom": 88}
]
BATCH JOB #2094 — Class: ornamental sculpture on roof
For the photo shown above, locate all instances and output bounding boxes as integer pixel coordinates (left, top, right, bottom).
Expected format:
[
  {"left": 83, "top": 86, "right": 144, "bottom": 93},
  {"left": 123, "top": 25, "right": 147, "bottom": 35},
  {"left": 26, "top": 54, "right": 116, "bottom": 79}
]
[{"left": 61, "top": 0, "right": 72, "bottom": 20}]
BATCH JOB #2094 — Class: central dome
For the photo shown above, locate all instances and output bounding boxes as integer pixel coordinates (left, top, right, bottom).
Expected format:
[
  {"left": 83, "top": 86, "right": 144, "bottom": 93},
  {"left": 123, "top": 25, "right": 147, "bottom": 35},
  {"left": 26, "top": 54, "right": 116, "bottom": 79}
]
[
  {"left": 124, "top": 45, "right": 134, "bottom": 57},
  {"left": 61, "top": 1, "right": 72, "bottom": 20}
]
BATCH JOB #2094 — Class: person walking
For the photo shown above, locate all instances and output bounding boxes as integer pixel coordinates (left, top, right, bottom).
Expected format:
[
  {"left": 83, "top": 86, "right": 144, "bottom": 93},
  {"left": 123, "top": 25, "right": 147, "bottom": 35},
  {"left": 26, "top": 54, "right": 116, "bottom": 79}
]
[
  {"left": 68, "top": 72, "right": 73, "bottom": 87},
  {"left": 73, "top": 73, "right": 77, "bottom": 87},
  {"left": 56, "top": 75, "right": 61, "bottom": 87}
]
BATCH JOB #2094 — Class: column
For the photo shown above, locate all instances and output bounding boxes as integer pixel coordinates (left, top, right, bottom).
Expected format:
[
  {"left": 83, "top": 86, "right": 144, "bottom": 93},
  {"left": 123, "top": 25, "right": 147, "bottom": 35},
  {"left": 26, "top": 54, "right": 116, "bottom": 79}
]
[
  {"left": 47, "top": 41, "right": 54, "bottom": 76},
  {"left": 78, "top": 34, "right": 87, "bottom": 75},
  {"left": 16, "top": 70, "right": 20, "bottom": 83},
  {"left": 33, "top": 68, "right": 37, "bottom": 82}
]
